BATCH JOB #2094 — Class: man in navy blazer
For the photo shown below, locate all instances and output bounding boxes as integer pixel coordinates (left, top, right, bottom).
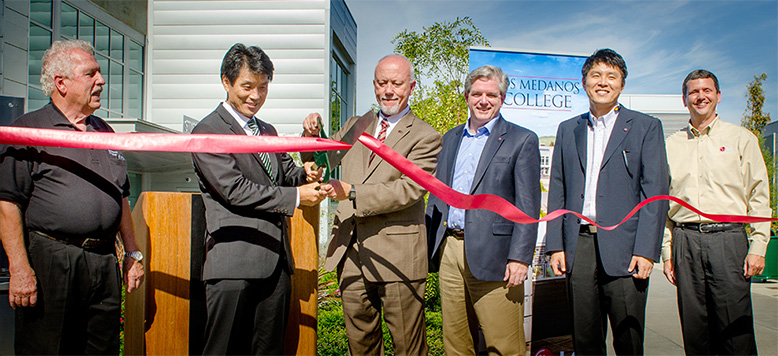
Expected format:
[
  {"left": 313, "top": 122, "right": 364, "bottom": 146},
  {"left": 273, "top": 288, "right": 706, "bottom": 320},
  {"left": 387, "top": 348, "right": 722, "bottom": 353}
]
[
  {"left": 427, "top": 65, "right": 540, "bottom": 355},
  {"left": 546, "top": 49, "right": 668, "bottom": 355},
  {"left": 191, "top": 43, "right": 326, "bottom": 355}
]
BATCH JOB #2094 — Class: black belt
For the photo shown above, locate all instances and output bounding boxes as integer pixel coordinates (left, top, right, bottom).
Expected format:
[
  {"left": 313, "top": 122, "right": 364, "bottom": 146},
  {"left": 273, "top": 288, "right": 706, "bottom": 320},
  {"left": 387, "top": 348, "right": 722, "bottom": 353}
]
[
  {"left": 31, "top": 230, "right": 114, "bottom": 251},
  {"left": 579, "top": 225, "right": 597, "bottom": 234},
  {"left": 446, "top": 228, "right": 464, "bottom": 237},
  {"left": 677, "top": 223, "right": 743, "bottom": 233}
]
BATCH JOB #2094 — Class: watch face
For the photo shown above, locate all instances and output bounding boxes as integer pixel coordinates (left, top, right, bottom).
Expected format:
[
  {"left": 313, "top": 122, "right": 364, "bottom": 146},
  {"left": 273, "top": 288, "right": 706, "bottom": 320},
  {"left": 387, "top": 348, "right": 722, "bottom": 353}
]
[{"left": 126, "top": 251, "right": 143, "bottom": 262}]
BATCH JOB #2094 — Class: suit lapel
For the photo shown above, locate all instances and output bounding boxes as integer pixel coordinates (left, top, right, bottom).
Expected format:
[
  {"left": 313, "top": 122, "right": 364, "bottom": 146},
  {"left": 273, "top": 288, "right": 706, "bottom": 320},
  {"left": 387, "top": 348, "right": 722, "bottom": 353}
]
[
  {"left": 470, "top": 117, "right": 507, "bottom": 194},
  {"left": 600, "top": 106, "right": 632, "bottom": 169},
  {"left": 216, "top": 105, "right": 275, "bottom": 183},
  {"left": 574, "top": 114, "right": 588, "bottom": 172},
  {"left": 443, "top": 126, "right": 464, "bottom": 186},
  {"left": 360, "top": 112, "right": 379, "bottom": 181}
]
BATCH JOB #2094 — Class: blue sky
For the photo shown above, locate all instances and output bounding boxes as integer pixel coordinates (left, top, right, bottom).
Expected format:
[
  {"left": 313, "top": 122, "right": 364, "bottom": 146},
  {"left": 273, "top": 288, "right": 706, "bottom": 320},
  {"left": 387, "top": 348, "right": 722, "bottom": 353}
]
[{"left": 345, "top": 0, "right": 778, "bottom": 128}]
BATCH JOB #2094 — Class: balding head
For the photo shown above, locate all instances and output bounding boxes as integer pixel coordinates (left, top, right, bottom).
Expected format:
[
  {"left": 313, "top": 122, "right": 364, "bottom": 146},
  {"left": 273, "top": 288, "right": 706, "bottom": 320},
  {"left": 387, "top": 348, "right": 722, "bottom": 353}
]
[{"left": 373, "top": 54, "right": 416, "bottom": 116}]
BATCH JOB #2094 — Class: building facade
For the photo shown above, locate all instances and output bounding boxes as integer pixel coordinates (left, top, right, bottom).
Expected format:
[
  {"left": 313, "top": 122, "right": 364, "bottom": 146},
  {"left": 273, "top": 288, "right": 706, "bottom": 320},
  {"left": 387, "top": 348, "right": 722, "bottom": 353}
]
[{"left": 1, "top": 0, "right": 357, "bottom": 206}]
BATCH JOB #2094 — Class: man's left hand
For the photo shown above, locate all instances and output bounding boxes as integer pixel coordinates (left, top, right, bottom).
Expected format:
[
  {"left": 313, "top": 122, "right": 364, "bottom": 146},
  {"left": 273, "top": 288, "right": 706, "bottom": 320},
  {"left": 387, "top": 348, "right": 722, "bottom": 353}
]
[
  {"left": 303, "top": 161, "right": 324, "bottom": 183},
  {"left": 744, "top": 254, "right": 765, "bottom": 278},
  {"left": 628, "top": 255, "right": 654, "bottom": 279},
  {"left": 123, "top": 257, "right": 145, "bottom": 293},
  {"left": 504, "top": 260, "right": 528, "bottom": 288},
  {"left": 321, "top": 179, "right": 350, "bottom": 201}
]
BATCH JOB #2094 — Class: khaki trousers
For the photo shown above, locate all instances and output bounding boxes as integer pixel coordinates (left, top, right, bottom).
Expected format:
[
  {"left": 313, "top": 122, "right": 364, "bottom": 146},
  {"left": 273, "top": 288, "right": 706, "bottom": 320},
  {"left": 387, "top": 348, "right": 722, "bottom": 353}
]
[
  {"left": 338, "top": 243, "right": 427, "bottom": 356},
  {"left": 439, "top": 233, "right": 525, "bottom": 356}
]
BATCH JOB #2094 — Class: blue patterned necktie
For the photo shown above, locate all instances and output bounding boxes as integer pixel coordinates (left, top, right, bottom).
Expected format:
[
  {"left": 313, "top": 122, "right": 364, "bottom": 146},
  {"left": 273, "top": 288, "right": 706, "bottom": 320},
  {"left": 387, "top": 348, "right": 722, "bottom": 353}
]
[{"left": 246, "top": 118, "right": 275, "bottom": 185}]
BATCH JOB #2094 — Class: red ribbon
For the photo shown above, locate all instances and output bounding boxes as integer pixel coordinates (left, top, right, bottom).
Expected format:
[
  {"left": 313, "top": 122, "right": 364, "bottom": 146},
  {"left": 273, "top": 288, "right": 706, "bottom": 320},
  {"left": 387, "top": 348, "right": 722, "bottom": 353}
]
[
  {"left": 0, "top": 126, "right": 350, "bottom": 153},
  {"left": 357, "top": 133, "right": 777, "bottom": 228},
  {"left": 1, "top": 126, "right": 774, "bottom": 227}
]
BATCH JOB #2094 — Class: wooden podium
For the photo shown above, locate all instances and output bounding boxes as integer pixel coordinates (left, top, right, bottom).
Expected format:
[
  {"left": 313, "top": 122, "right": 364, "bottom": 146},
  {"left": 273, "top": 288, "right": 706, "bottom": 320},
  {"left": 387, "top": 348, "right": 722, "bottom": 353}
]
[{"left": 125, "top": 192, "right": 319, "bottom": 355}]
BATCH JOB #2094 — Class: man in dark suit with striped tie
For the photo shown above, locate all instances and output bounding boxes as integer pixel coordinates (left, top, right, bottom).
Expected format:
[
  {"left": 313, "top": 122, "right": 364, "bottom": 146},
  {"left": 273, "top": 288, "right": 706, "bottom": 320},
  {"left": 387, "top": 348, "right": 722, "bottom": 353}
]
[{"left": 191, "top": 43, "right": 326, "bottom": 355}]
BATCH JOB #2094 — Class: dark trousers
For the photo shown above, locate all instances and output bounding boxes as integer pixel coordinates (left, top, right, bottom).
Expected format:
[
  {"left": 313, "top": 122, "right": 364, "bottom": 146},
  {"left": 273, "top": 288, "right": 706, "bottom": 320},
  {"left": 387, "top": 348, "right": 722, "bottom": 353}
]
[
  {"left": 16, "top": 232, "right": 121, "bottom": 355},
  {"left": 202, "top": 262, "right": 291, "bottom": 355},
  {"left": 672, "top": 225, "right": 757, "bottom": 355},
  {"left": 568, "top": 231, "right": 649, "bottom": 355}
]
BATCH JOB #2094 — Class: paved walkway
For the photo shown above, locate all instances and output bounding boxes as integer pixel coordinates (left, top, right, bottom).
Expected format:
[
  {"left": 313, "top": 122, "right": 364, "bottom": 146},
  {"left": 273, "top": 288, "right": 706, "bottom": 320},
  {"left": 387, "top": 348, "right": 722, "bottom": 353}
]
[{"left": 605, "top": 263, "right": 778, "bottom": 355}]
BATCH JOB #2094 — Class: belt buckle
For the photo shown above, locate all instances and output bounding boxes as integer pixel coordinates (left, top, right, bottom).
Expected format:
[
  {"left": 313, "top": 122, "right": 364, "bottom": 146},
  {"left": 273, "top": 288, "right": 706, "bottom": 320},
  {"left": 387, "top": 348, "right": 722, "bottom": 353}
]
[
  {"left": 81, "top": 238, "right": 101, "bottom": 249},
  {"left": 699, "top": 224, "right": 711, "bottom": 233}
]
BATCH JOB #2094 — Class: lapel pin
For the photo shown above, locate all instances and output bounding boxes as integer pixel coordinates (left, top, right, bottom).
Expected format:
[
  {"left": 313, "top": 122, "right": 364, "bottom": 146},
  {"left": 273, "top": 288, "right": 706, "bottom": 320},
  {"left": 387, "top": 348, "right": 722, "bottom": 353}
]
[{"left": 623, "top": 128, "right": 628, "bottom": 132}]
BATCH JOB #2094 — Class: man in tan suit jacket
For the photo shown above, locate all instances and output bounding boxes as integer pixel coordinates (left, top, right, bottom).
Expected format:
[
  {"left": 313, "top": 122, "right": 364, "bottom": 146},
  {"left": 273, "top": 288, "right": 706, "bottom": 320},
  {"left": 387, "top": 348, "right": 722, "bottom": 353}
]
[{"left": 303, "top": 54, "right": 441, "bottom": 355}]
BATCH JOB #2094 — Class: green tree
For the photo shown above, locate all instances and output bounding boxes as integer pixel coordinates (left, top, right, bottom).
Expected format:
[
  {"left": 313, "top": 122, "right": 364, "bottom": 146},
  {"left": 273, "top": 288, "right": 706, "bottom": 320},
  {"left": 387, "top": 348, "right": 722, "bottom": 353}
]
[
  {"left": 742, "top": 73, "right": 771, "bottom": 135},
  {"left": 741, "top": 73, "right": 776, "bottom": 232},
  {"left": 392, "top": 17, "right": 490, "bottom": 134}
]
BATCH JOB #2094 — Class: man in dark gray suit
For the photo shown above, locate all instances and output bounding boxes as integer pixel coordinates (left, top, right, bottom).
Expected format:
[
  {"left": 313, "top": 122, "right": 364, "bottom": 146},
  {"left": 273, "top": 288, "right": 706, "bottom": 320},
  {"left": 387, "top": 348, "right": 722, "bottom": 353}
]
[
  {"left": 191, "top": 43, "right": 326, "bottom": 355},
  {"left": 546, "top": 49, "right": 669, "bottom": 355},
  {"left": 426, "top": 65, "right": 540, "bottom": 355}
]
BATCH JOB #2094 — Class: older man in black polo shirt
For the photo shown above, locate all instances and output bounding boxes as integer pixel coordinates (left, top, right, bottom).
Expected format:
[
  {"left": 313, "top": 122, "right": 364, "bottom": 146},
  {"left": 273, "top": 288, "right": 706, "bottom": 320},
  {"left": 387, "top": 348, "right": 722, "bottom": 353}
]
[{"left": 0, "top": 39, "right": 144, "bottom": 355}]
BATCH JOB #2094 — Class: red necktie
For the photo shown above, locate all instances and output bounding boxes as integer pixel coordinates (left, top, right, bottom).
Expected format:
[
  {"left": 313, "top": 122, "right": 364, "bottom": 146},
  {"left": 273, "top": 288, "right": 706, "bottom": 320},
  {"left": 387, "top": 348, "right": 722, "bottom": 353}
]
[{"left": 369, "top": 119, "right": 389, "bottom": 164}]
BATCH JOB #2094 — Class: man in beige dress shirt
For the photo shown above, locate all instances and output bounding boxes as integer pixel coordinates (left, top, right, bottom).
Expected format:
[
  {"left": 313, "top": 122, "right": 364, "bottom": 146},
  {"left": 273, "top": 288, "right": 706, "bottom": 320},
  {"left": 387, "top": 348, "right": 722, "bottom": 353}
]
[
  {"left": 303, "top": 54, "right": 442, "bottom": 355},
  {"left": 662, "top": 69, "right": 770, "bottom": 355}
]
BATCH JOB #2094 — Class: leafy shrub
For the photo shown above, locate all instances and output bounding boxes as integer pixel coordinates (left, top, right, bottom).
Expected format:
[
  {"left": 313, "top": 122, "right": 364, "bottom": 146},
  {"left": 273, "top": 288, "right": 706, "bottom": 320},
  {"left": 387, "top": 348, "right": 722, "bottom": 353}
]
[{"left": 317, "top": 270, "right": 444, "bottom": 355}]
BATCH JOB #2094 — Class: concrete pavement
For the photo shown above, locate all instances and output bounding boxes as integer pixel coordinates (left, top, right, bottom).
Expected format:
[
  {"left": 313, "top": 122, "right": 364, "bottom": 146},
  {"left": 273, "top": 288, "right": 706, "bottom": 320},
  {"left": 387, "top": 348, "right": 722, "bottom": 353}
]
[{"left": 605, "top": 263, "right": 778, "bottom": 355}]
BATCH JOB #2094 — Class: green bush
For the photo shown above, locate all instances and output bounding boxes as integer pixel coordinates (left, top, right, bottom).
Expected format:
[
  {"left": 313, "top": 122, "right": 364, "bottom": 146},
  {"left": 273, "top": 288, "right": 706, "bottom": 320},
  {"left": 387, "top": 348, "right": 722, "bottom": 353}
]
[{"left": 317, "top": 271, "right": 444, "bottom": 355}]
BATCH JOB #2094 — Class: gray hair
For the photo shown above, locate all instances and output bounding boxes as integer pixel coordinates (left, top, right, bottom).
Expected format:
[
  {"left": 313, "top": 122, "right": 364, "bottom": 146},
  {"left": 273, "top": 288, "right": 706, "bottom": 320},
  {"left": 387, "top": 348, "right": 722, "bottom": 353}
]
[
  {"left": 465, "top": 65, "right": 509, "bottom": 96},
  {"left": 378, "top": 54, "right": 416, "bottom": 82},
  {"left": 40, "top": 39, "right": 95, "bottom": 96}
]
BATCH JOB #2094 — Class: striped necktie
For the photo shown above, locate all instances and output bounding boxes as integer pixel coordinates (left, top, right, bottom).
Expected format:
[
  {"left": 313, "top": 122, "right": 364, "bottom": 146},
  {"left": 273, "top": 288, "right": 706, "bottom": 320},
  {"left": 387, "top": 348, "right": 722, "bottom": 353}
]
[
  {"left": 246, "top": 118, "right": 275, "bottom": 185},
  {"left": 369, "top": 118, "right": 389, "bottom": 164}
]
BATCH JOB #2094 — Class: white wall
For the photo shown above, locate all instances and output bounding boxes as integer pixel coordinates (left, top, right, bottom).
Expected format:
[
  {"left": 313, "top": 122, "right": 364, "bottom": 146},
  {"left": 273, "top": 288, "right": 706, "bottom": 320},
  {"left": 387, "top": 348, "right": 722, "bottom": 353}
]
[{"left": 147, "top": 0, "right": 331, "bottom": 135}]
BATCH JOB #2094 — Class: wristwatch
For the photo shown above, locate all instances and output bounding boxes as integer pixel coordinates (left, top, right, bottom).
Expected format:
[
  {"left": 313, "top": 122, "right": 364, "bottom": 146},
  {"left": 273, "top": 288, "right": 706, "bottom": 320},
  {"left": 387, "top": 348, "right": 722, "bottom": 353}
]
[
  {"left": 348, "top": 185, "right": 356, "bottom": 201},
  {"left": 125, "top": 250, "right": 144, "bottom": 262}
]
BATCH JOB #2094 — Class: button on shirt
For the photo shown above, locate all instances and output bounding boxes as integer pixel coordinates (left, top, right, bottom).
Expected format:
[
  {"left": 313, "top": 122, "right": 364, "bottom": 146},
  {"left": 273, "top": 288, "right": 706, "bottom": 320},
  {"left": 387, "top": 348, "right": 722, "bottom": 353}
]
[
  {"left": 661, "top": 116, "right": 771, "bottom": 260},
  {"left": 582, "top": 106, "right": 619, "bottom": 223},
  {"left": 221, "top": 101, "right": 300, "bottom": 207},
  {"left": 447, "top": 117, "right": 498, "bottom": 229}
]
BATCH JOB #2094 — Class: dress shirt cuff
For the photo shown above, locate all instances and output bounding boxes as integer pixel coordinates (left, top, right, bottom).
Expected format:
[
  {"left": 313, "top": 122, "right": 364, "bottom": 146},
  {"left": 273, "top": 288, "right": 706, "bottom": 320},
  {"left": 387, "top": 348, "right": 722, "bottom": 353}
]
[
  {"left": 747, "top": 238, "right": 769, "bottom": 257},
  {"left": 747, "top": 219, "right": 771, "bottom": 257},
  {"left": 295, "top": 187, "right": 300, "bottom": 208},
  {"left": 661, "top": 222, "right": 674, "bottom": 262}
]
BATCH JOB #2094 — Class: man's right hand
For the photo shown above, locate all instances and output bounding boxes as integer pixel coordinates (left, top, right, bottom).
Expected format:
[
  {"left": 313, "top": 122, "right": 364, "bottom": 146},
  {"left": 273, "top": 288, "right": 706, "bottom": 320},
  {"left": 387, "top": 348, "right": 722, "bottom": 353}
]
[
  {"left": 298, "top": 182, "right": 327, "bottom": 206},
  {"left": 303, "top": 113, "right": 322, "bottom": 137},
  {"left": 9, "top": 266, "right": 37, "bottom": 309},
  {"left": 663, "top": 259, "right": 676, "bottom": 286},
  {"left": 550, "top": 251, "right": 567, "bottom": 276}
]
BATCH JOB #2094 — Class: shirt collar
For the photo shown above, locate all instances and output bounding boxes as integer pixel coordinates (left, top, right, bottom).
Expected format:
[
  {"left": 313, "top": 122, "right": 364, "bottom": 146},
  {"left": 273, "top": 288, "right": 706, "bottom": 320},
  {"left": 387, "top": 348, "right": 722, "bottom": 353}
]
[
  {"left": 222, "top": 101, "right": 256, "bottom": 130},
  {"left": 689, "top": 115, "right": 720, "bottom": 137},
  {"left": 378, "top": 105, "right": 410, "bottom": 124},
  {"left": 49, "top": 102, "right": 96, "bottom": 131},
  {"left": 463, "top": 115, "right": 499, "bottom": 137},
  {"left": 587, "top": 105, "right": 620, "bottom": 128}
]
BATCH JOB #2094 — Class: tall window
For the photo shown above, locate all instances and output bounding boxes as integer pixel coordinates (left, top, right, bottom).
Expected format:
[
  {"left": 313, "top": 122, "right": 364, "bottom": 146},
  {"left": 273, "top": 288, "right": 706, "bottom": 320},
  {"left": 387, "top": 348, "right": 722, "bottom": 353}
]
[
  {"left": 27, "top": 0, "right": 144, "bottom": 119},
  {"left": 330, "top": 56, "right": 349, "bottom": 134},
  {"left": 330, "top": 55, "right": 352, "bottom": 180}
]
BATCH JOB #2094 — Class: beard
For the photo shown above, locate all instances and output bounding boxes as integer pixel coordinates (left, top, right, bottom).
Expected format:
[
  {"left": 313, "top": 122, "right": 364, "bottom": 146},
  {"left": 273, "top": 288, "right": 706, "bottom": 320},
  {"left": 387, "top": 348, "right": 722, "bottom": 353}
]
[{"left": 379, "top": 100, "right": 400, "bottom": 116}]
